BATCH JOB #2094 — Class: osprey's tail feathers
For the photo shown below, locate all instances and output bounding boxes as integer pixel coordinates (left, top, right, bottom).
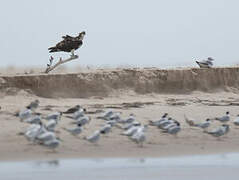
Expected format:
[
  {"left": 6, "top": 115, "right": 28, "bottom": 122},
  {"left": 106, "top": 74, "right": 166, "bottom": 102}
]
[{"left": 48, "top": 46, "right": 59, "bottom": 53}]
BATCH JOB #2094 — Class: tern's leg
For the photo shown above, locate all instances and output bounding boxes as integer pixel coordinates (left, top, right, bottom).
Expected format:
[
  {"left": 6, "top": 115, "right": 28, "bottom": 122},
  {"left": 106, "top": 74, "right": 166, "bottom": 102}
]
[
  {"left": 71, "top": 49, "right": 75, "bottom": 56},
  {"left": 139, "top": 142, "right": 144, "bottom": 148}
]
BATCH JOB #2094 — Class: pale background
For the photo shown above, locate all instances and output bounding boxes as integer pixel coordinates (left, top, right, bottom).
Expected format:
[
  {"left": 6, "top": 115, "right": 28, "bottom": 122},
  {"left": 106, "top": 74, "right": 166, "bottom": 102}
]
[{"left": 0, "top": 0, "right": 238, "bottom": 68}]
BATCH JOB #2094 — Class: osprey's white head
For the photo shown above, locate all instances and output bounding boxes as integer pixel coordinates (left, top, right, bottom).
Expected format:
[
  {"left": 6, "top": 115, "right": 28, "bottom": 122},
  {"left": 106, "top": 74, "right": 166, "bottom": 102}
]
[{"left": 78, "top": 31, "right": 86, "bottom": 40}]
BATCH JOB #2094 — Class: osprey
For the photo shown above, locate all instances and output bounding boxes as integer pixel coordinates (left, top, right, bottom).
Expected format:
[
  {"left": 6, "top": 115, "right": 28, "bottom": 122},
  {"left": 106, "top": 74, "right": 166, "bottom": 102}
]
[{"left": 48, "top": 31, "right": 86, "bottom": 56}]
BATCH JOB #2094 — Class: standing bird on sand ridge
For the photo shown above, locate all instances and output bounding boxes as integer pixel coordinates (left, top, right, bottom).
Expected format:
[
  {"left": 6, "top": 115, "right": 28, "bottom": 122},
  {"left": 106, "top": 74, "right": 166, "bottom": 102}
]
[
  {"left": 195, "top": 57, "right": 214, "bottom": 68},
  {"left": 48, "top": 31, "right": 86, "bottom": 57}
]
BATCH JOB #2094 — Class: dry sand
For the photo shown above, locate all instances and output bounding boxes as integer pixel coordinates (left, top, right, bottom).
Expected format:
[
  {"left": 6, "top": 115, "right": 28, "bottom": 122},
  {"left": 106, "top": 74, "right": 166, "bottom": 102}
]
[{"left": 1, "top": 91, "right": 239, "bottom": 161}]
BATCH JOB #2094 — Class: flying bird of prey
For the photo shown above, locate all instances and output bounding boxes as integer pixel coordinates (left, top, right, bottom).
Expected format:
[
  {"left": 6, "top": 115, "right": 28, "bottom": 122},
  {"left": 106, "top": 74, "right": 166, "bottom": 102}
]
[
  {"left": 48, "top": 31, "right": 86, "bottom": 56},
  {"left": 195, "top": 57, "right": 214, "bottom": 68}
]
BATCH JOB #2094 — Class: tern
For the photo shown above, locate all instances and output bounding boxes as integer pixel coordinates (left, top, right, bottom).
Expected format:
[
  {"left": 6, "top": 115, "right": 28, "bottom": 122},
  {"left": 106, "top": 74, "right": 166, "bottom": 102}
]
[
  {"left": 149, "top": 113, "right": 168, "bottom": 126},
  {"left": 19, "top": 107, "right": 32, "bottom": 121},
  {"left": 63, "top": 125, "right": 83, "bottom": 136},
  {"left": 45, "top": 112, "right": 62, "bottom": 122},
  {"left": 100, "top": 124, "right": 112, "bottom": 134},
  {"left": 233, "top": 115, "right": 239, "bottom": 126},
  {"left": 215, "top": 112, "right": 230, "bottom": 122},
  {"left": 205, "top": 124, "right": 229, "bottom": 138},
  {"left": 84, "top": 130, "right": 101, "bottom": 144},
  {"left": 26, "top": 99, "right": 40, "bottom": 111}
]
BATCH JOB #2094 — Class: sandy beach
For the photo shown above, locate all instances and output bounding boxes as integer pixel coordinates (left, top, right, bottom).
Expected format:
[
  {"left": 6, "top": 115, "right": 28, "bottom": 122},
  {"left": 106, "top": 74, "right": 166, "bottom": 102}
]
[{"left": 1, "top": 88, "right": 239, "bottom": 161}]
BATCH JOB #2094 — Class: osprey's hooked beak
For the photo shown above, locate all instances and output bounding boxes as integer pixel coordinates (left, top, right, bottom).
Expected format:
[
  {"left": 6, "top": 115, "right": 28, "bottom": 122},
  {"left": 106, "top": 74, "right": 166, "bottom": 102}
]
[{"left": 78, "top": 31, "right": 86, "bottom": 40}]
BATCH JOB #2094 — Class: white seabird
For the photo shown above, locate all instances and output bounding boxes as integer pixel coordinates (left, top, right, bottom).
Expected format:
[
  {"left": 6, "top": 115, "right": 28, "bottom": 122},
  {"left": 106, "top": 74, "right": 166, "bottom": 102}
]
[
  {"left": 121, "top": 126, "right": 139, "bottom": 136},
  {"left": 130, "top": 131, "right": 146, "bottom": 147},
  {"left": 108, "top": 112, "right": 121, "bottom": 121},
  {"left": 36, "top": 131, "right": 56, "bottom": 142},
  {"left": 25, "top": 124, "right": 42, "bottom": 142},
  {"left": 97, "top": 110, "right": 114, "bottom": 120},
  {"left": 149, "top": 113, "right": 168, "bottom": 126},
  {"left": 24, "top": 114, "right": 41, "bottom": 124},
  {"left": 157, "top": 117, "right": 176, "bottom": 129},
  {"left": 24, "top": 122, "right": 46, "bottom": 142},
  {"left": 165, "top": 122, "right": 181, "bottom": 136},
  {"left": 121, "top": 121, "right": 141, "bottom": 130},
  {"left": 122, "top": 124, "right": 147, "bottom": 136},
  {"left": 73, "top": 115, "right": 91, "bottom": 126},
  {"left": 100, "top": 124, "right": 112, "bottom": 134},
  {"left": 46, "top": 119, "right": 58, "bottom": 132},
  {"left": 215, "top": 111, "right": 230, "bottom": 122},
  {"left": 136, "top": 125, "right": 148, "bottom": 133},
  {"left": 184, "top": 114, "right": 197, "bottom": 127},
  {"left": 120, "top": 113, "right": 135, "bottom": 124},
  {"left": 205, "top": 124, "right": 229, "bottom": 138},
  {"left": 72, "top": 108, "right": 85, "bottom": 119},
  {"left": 26, "top": 99, "right": 40, "bottom": 111},
  {"left": 19, "top": 108, "right": 32, "bottom": 121},
  {"left": 160, "top": 121, "right": 178, "bottom": 131},
  {"left": 45, "top": 112, "right": 62, "bottom": 122},
  {"left": 194, "top": 118, "right": 211, "bottom": 129},
  {"left": 64, "top": 125, "right": 83, "bottom": 136},
  {"left": 195, "top": 57, "right": 214, "bottom": 68},
  {"left": 106, "top": 119, "right": 118, "bottom": 126},
  {"left": 233, "top": 115, "right": 239, "bottom": 126},
  {"left": 43, "top": 138, "right": 60, "bottom": 151},
  {"left": 84, "top": 130, "right": 101, "bottom": 144},
  {"left": 66, "top": 108, "right": 85, "bottom": 120}
]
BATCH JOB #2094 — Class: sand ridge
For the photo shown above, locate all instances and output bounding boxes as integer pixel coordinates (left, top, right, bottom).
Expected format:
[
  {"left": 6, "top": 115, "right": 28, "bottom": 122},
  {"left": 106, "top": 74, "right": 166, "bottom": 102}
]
[{"left": 1, "top": 67, "right": 239, "bottom": 98}]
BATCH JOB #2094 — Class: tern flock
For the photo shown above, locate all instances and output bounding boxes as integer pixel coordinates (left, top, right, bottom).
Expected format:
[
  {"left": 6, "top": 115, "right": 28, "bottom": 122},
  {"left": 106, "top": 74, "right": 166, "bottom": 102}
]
[{"left": 15, "top": 99, "right": 239, "bottom": 151}]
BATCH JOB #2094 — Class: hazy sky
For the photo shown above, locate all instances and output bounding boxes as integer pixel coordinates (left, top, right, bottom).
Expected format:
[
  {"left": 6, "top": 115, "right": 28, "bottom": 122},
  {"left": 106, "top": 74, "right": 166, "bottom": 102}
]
[{"left": 0, "top": 0, "right": 239, "bottom": 68}]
